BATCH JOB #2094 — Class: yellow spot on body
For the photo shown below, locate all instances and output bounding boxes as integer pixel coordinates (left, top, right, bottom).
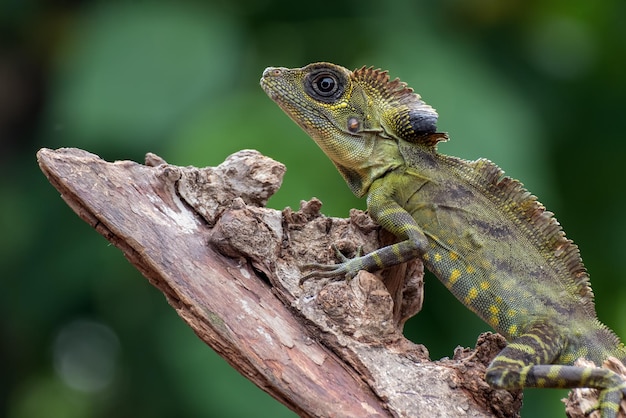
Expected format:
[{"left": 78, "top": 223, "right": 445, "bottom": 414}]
[
  {"left": 464, "top": 287, "right": 478, "bottom": 304},
  {"left": 423, "top": 253, "right": 430, "bottom": 261},
  {"left": 466, "top": 265, "right": 476, "bottom": 274},
  {"left": 495, "top": 296, "right": 503, "bottom": 304},
  {"left": 434, "top": 253, "right": 442, "bottom": 262},
  {"left": 508, "top": 325, "right": 518, "bottom": 336},
  {"left": 449, "top": 269, "right": 461, "bottom": 285},
  {"left": 489, "top": 305, "right": 499, "bottom": 315},
  {"left": 507, "top": 309, "right": 517, "bottom": 318},
  {"left": 447, "top": 238, "right": 455, "bottom": 245},
  {"left": 449, "top": 251, "right": 458, "bottom": 261},
  {"left": 489, "top": 316, "right": 499, "bottom": 327},
  {"left": 480, "top": 281, "right": 490, "bottom": 290}
]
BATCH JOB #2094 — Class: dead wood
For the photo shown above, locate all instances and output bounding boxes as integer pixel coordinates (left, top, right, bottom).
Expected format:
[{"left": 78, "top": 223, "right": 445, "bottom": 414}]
[{"left": 37, "top": 147, "right": 523, "bottom": 418}]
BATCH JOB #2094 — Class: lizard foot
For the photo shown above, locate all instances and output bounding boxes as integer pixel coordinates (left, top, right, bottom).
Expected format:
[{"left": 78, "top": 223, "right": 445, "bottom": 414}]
[{"left": 299, "top": 244, "right": 363, "bottom": 285}]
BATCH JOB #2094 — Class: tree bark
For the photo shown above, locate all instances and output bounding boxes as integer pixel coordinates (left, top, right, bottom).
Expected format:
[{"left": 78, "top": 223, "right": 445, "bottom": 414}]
[{"left": 37, "top": 147, "right": 523, "bottom": 418}]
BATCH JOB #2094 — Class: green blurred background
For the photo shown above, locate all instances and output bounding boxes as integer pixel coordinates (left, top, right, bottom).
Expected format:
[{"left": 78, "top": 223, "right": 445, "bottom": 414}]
[{"left": 2, "top": 0, "right": 626, "bottom": 417}]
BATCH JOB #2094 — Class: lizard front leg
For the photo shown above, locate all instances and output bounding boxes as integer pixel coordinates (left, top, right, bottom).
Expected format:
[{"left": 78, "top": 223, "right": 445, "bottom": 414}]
[{"left": 300, "top": 175, "right": 429, "bottom": 283}]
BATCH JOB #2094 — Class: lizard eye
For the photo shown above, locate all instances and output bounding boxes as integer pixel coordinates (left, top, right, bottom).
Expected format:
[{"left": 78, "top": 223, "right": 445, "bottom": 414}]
[
  {"left": 305, "top": 68, "right": 346, "bottom": 103},
  {"left": 315, "top": 76, "right": 336, "bottom": 94},
  {"left": 311, "top": 73, "right": 339, "bottom": 98}
]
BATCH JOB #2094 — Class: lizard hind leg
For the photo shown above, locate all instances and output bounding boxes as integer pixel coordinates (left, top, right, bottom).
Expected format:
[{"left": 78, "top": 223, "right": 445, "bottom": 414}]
[{"left": 485, "top": 323, "right": 626, "bottom": 418}]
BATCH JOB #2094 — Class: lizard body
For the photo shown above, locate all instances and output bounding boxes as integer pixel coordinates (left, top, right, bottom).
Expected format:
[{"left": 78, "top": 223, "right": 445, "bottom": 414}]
[{"left": 260, "top": 62, "right": 626, "bottom": 417}]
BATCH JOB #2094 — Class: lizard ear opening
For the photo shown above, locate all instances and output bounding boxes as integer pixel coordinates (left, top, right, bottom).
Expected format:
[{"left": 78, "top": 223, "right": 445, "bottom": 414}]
[{"left": 347, "top": 117, "right": 360, "bottom": 133}]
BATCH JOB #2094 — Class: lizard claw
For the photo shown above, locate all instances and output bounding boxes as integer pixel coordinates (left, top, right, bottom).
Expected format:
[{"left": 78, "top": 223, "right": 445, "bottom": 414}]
[
  {"left": 299, "top": 244, "right": 361, "bottom": 286},
  {"left": 299, "top": 266, "right": 347, "bottom": 286}
]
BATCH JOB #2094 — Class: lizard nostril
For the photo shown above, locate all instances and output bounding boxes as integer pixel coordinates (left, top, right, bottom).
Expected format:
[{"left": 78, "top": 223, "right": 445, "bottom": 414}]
[{"left": 263, "top": 67, "right": 282, "bottom": 78}]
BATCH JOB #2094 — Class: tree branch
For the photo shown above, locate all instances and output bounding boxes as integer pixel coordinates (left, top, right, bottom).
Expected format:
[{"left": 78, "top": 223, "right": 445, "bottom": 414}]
[{"left": 37, "top": 147, "right": 523, "bottom": 418}]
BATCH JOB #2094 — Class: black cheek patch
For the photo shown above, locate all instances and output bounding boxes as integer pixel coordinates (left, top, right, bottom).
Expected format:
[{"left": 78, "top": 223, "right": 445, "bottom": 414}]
[
  {"left": 393, "top": 108, "right": 441, "bottom": 145},
  {"left": 408, "top": 109, "right": 438, "bottom": 134}
]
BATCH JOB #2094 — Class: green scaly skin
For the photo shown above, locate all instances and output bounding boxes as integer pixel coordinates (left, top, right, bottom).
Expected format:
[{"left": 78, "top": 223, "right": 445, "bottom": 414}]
[{"left": 261, "top": 62, "right": 626, "bottom": 417}]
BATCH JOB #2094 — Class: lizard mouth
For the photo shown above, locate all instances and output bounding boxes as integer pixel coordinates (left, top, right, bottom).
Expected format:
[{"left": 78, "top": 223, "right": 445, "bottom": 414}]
[{"left": 259, "top": 77, "right": 275, "bottom": 99}]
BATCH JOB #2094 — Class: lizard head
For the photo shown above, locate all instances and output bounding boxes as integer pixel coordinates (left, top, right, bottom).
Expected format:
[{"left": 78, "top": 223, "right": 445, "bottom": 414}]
[{"left": 260, "top": 62, "right": 443, "bottom": 196}]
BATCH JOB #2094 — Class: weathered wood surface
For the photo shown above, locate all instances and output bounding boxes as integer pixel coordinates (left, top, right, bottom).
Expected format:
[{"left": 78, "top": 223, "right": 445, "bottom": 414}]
[{"left": 37, "top": 147, "right": 523, "bottom": 418}]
